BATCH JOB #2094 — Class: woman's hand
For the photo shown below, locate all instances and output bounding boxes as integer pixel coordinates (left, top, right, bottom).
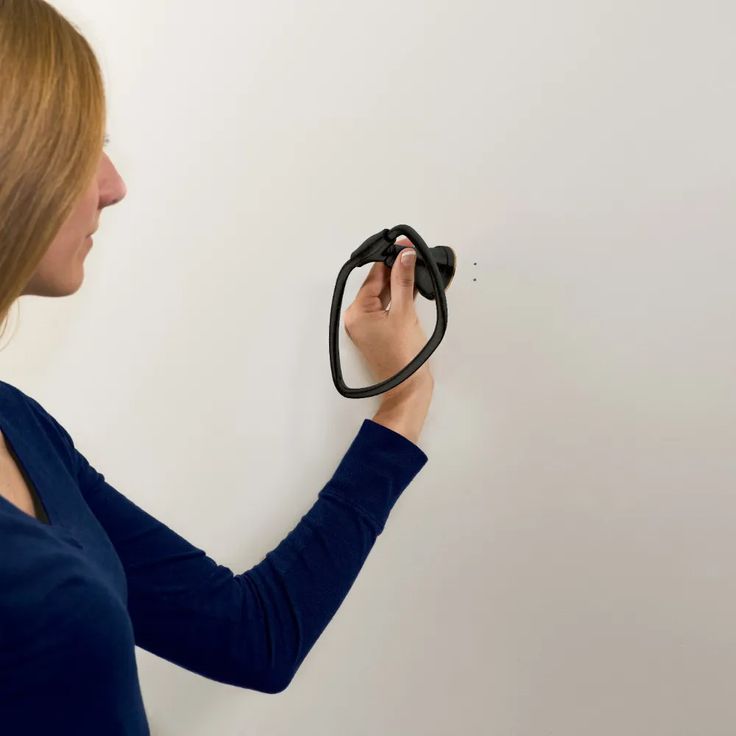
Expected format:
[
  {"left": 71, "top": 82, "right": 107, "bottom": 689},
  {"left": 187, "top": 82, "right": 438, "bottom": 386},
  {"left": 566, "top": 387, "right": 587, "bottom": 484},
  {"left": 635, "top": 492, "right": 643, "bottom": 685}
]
[{"left": 343, "top": 237, "right": 434, "bottom": 402}]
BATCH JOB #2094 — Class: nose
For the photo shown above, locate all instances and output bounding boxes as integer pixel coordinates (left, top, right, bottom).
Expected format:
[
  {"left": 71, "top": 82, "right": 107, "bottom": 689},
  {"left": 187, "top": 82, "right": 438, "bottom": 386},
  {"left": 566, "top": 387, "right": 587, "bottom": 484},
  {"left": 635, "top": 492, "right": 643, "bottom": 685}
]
[
  {"left": 104, "top": 178, "right": 126, "bottom": 208},
  {"left": 100, "top": 154, "right": 127, "bottom": 209}
]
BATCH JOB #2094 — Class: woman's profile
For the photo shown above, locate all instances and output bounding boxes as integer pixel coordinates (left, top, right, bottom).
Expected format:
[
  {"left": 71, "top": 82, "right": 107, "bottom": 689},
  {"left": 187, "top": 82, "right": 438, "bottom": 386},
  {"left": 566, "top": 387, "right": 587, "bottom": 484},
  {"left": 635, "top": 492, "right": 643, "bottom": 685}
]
[{"left": 0, "top": 2, "right": 433, "bottom": 733}]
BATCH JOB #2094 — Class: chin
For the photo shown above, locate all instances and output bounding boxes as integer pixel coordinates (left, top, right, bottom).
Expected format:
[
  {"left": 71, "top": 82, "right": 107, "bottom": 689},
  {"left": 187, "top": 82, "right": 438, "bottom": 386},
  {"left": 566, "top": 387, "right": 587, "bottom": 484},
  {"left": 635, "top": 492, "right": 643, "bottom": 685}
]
[
  {"left": 24, "top": 273, "right": 84, "bottom": 297},
  {"left": 59, "top": 273, "right": 85, "bottom": 296}
]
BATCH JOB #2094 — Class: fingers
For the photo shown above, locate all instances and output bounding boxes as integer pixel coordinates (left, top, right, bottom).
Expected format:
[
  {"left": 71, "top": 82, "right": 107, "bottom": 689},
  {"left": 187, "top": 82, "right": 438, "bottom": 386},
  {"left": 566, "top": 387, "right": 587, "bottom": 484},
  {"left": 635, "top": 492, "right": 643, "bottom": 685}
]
[
  {"left": 389, "top": 242, "right": 416, "bottom": 315},
  {"left": 354, "top": 260, "right": 389, "bottom": 303},
  {"left": 353, "top": 237, "right": 417, "bottom": 312}
]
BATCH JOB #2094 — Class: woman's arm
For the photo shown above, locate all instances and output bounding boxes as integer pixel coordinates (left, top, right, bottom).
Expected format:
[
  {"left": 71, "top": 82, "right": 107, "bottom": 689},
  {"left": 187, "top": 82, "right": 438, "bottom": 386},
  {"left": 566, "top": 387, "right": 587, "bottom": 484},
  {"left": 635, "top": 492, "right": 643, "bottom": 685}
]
[{"left": 26, "top": 394, "right": 428, "bottom": 694}]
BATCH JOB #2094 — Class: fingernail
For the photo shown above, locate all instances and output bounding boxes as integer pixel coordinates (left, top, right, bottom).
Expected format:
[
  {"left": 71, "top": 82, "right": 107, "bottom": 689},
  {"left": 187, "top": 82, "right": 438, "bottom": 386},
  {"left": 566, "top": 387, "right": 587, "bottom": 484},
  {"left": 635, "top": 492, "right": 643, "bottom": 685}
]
[{"left": 401, "top": 249, "right": 416, "bottom": 265}]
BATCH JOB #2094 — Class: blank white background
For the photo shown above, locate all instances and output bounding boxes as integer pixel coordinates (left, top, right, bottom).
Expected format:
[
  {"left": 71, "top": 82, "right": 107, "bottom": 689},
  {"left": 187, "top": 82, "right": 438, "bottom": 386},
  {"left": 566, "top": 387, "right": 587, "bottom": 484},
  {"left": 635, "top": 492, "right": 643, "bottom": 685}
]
[{"left": 5, "top": 1, "right": 735, "bottom": 734}]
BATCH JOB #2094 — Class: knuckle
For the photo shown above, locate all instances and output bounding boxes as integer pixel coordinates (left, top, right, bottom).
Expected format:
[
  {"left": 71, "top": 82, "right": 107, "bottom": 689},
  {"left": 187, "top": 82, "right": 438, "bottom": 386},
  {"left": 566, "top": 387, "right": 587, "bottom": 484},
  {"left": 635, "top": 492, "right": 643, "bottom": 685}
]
[{"left": 343, "top": 310, "right": 357, "bottom": 330}]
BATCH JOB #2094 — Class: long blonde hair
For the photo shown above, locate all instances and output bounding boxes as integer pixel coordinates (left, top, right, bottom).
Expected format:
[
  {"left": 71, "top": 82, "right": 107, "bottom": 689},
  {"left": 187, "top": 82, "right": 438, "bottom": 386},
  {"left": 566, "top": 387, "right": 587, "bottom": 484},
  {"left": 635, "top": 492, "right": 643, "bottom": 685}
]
[{"left": 0, "top": 0, "right": 106, "bottom": 344}]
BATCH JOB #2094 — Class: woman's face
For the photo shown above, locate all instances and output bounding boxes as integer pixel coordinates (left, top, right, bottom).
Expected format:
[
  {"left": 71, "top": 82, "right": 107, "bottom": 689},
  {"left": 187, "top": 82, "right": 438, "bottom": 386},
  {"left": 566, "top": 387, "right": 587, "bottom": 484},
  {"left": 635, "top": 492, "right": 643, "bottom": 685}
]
[{"left": 21, "top": 151, "right": 127, "bottom": 297}]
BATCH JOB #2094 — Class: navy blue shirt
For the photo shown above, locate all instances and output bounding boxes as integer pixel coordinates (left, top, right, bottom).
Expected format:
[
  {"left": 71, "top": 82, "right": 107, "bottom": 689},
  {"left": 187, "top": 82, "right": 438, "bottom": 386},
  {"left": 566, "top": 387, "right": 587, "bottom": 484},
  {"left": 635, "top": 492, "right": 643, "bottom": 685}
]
[{"left": 0, "top": 380, "right": 428, "bottom": 734}]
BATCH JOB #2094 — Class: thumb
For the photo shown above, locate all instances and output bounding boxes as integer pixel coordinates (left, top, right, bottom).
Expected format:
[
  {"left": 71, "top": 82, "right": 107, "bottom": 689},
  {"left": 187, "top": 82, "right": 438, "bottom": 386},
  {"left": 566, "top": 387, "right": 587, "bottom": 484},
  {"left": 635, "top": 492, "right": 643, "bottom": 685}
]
[{"left": 390, "top": 244, "right": 416, "bottom": 314}]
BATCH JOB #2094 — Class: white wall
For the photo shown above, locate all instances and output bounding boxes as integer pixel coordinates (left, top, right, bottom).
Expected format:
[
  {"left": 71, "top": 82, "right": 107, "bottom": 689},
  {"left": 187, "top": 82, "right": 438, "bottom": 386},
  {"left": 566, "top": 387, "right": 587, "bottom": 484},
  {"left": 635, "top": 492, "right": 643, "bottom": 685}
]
[{"left": 6, "top": 1, "right": 735, "bottom": 733}]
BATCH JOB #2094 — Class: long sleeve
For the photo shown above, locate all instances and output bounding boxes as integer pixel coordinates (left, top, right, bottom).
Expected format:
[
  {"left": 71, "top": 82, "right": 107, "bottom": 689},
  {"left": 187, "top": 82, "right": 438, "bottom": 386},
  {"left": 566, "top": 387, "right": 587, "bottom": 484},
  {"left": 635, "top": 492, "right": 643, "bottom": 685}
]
[{"left": 25, "top": 396, "right": 429, "bottom": 694}]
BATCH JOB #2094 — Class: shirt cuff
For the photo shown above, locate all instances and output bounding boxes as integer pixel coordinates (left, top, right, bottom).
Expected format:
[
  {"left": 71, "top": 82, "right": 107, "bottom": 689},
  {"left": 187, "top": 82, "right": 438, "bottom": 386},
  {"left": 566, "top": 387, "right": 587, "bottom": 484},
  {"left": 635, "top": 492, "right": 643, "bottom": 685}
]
[{"left": 318, "top": 419, "right": 429, "bottom": 535}]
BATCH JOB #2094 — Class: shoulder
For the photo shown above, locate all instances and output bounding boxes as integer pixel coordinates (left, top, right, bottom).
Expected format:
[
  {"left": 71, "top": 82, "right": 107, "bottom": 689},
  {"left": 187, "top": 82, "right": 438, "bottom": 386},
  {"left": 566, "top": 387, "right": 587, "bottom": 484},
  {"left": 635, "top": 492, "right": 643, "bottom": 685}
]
[
  {"left": 0, "top": 380, "right": 76, "bottom": 463},
  {"left": 0, "top": 379, "right": 63, "bottom": 421},
  {"left": 0, "top": 380, "right": 52, "bottom": 426},
  {"left": 0, "top": 379, "right": 35, "bottom": 406}
]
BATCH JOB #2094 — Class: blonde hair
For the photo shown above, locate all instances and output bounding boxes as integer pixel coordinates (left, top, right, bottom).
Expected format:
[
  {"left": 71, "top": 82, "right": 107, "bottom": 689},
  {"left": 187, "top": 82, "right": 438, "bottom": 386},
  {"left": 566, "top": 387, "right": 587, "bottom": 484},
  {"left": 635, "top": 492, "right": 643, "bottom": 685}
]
[{"left": 0, "top": 0, "right": 106, "bottom": 344}]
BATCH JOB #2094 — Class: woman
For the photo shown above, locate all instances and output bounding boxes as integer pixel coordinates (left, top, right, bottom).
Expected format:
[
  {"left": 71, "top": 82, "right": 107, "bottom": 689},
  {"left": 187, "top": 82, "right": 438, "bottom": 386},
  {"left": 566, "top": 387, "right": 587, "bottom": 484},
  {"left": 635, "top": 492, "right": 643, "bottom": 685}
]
[{"left": 0, "top": 1, "right": 434, "bottom": 733}]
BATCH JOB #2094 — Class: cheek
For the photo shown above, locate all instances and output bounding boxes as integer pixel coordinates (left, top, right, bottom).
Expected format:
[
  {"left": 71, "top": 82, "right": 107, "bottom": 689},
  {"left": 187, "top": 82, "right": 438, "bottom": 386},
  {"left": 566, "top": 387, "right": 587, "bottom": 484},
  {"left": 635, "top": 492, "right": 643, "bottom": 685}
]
[{"left": 45, "top": 235, "right": 84, "bottom": 270}]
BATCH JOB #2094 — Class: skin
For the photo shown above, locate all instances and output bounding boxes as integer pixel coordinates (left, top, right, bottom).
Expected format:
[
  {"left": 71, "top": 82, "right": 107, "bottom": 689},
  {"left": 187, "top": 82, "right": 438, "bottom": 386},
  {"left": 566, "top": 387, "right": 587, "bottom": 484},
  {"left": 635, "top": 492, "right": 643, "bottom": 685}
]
[{"left": 20, "top": 152, "right": 127, "bottom": 297}]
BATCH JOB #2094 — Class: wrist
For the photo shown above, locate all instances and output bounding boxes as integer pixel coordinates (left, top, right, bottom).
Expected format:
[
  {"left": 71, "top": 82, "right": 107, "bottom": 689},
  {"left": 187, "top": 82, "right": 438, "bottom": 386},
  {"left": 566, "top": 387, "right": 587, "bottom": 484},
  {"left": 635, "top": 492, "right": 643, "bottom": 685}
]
[
  {"left": 371, "top": 404, "right": 429, "bottom": 446},
  {"left": 377, "top": 370, "right": 434, "bottom": 409},
  {"left": 372, "top": 378, "right": 433, "bottom": 446}
]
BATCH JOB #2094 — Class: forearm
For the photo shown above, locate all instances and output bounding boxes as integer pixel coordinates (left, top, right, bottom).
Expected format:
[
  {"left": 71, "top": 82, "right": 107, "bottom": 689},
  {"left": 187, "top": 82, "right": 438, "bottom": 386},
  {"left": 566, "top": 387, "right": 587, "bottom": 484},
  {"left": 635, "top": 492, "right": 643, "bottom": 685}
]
[{"left": 243, "top": 418, "right": 429, "bottom": 691}]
